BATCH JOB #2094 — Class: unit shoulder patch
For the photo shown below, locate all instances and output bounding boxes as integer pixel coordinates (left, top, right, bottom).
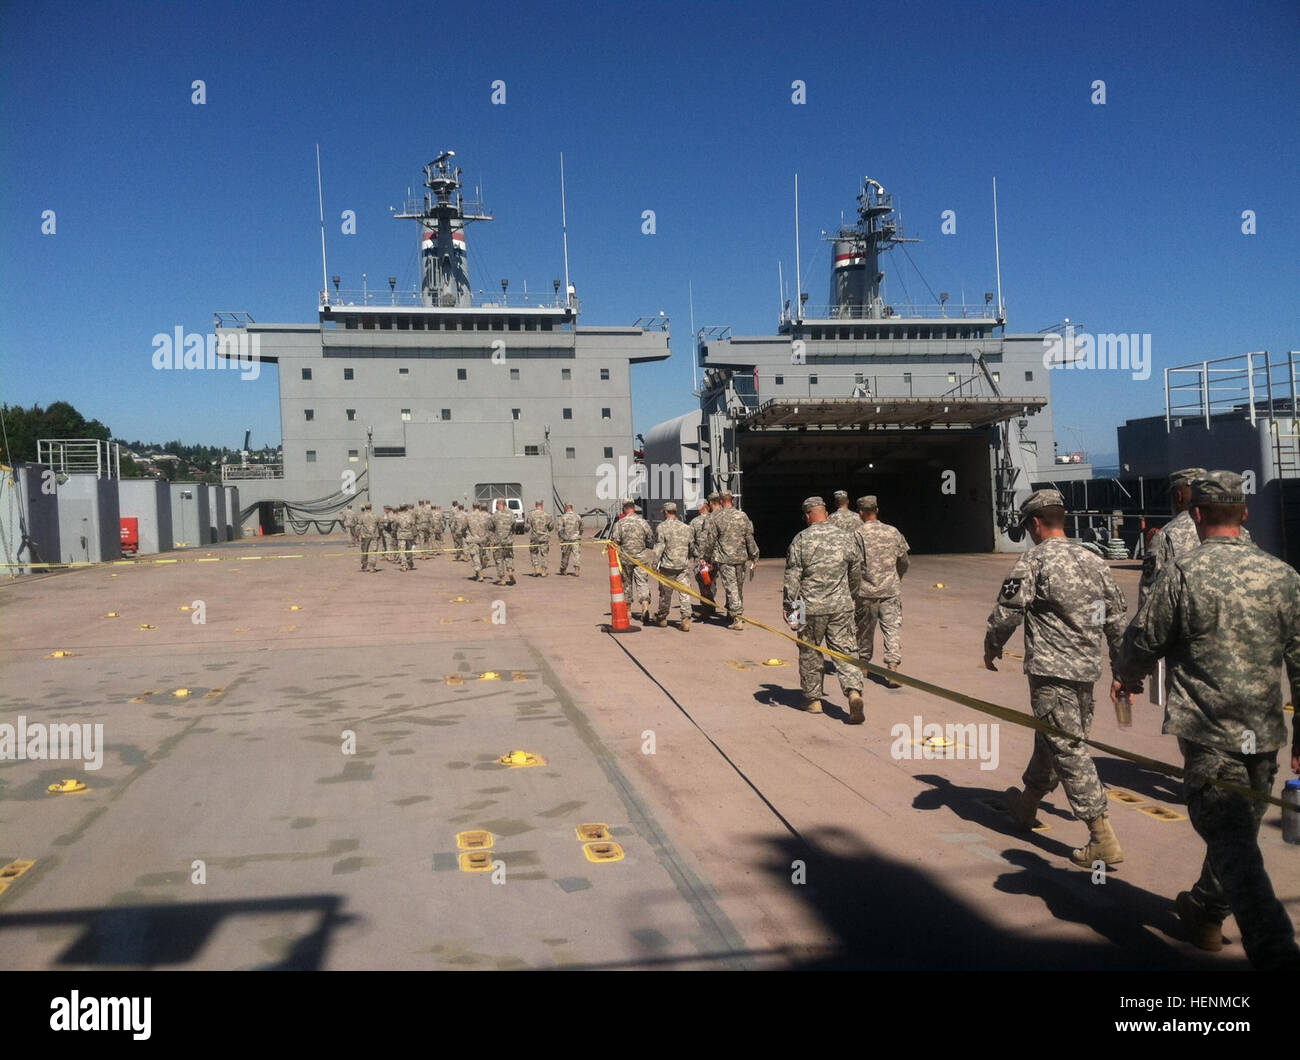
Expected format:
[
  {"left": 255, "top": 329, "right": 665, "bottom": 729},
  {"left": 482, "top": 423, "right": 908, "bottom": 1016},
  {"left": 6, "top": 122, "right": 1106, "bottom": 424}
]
[{"left": 999, "top": 577, "right": 1023, "bottom": 602}]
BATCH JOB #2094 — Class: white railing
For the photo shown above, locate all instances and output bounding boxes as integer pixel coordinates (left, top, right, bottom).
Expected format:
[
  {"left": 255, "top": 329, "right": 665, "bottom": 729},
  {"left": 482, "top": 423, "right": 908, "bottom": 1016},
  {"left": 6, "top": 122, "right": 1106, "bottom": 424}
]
[
  {"left": 37, "top": 438, "right": 119, "bottom": 478},
  {"left": 1165, "top": 350, "right": 1299, "bottom": 430},
  {"left": 221, "top": 464, "right": 283, "bottom": 481}
]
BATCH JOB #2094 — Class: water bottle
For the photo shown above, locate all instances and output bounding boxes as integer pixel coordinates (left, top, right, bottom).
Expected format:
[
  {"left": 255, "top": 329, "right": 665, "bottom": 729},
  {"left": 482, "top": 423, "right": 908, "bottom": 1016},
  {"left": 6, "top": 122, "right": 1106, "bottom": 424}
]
[
  {"left": 1113, "top": 692, "right": 1132, "bottom": 729},
  {"left": 1283, "top": 779, "right": 1300, "bottom": 846}
]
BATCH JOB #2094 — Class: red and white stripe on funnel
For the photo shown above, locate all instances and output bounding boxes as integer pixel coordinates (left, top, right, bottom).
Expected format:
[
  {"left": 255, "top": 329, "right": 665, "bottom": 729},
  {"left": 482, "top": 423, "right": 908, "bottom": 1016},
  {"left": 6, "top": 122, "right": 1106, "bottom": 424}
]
[
  {"left": 834, "top": 251, "right": 865, "bottom": 269},
  {"left": 422, "top": 228, "right": 467, "bottom": 251}
]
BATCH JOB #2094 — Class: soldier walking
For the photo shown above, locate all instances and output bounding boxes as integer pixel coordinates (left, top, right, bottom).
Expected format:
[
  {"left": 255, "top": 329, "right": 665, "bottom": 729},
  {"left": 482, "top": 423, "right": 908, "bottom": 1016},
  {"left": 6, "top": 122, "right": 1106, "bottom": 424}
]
[
  {"left": 703, "top": 489, "right": 758, "bottom": 631},
  {"left": 652, "top": 502, "right": 694, "bottom": 630},
  {"left": 610, "top": 499, "right": 655, "bottom": 622},
  {"left": 342, "top": 505, "right": 358, "bottom": 547},
  {"left": 853, "top": 495, "right": 910, "bottom": 688},
  {"left": 1118, "top": 471, "right": 1300, "bottom": 969},
  {"left": 827, "top": 490, "right": 859, "bottom": 533},
  {"left": 466, "top": 502, "right": 492, "bottom": 581},
  {"left": 432, "top": 504, "right": 445, "bottom": 550},
  {"left": 782, "top": 496, "right": 866, "bottom": 722},
  {"left": 557, "top": 503, "right": 583, "bottom": 575},
  {"left": 984, "top": 489, "right": 1128, "bottom": 869},
  {"left": 453, "top": 503, "right": 470, "bottom": 561},
  {"left": 491, "top": 500, "right": 518, "bottom": 585},
  {"left": 396, "top": 504, "right": 417, "bottom": 570},
  {"left": 415, "top": 501, "right": 433, "bottom": 556},
  {"left": 691, "top": 500, "right": 717, "bottom": 619},
  {"left": 358, "top": 505, "right": 380, "bottom": 572},
  {"left": 525, "top": 501, "right": 556, "bottom": 576}
]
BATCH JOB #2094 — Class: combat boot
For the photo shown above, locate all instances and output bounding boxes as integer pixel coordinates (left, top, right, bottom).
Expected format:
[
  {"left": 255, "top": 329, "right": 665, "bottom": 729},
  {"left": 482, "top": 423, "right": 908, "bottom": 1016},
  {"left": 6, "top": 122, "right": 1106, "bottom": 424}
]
[
  {"left": 1070, "top": 814, "right": 1124, "bottom": 868},
  {"left": 680, "top": 618, "right": 691, "bottom": 632},
  {"left": 654, "top": 617, "right": 667, "bottom": 627},
  {"left": 728, "top": 618, "right": 744, "bottom": 631},
  {"left": 803, "top": 698, "right": 823, "bottom": 714},
  {"left": 1175, "top": 891, "right": 1223, "bottom": 952},
  {"left": 1003, "top": 786, "right": 1043, "bottom": 830},
  {"left": 507, "top": 574, "right": 517, "bottom": 586},
  {"left": 885, "top": 662, "right": 903, "bottom": 689},
  {"left": 847, "top": 691, "right": 865, "bottom": 725}
]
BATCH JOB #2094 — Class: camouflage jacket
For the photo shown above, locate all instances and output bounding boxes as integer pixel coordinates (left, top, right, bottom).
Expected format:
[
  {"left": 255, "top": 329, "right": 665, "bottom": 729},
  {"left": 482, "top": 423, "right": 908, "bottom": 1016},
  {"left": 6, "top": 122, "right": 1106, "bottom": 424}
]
[
  {"left": 342, "top": 510, "right": 356, "bottom": 529},
  {"left": 1140, "top": 511, "right": 1253, "bottom": 607},
  {"left": 414, "top": 506, "right": 432, "bottom": 532},
  {"left": 783, "top": 521, "right": 863, "bottom": 616},
  {"left": 1119, "top": 536, "right": 1298, "bottom": 755},
  {"left": 466, "top": 510, "right": 492, "bottom": 542},
  {"left": 691, "top": 512, "right": 714, "bottom": 561},
  {"left": 557, "top": 512, "right": 583, "bottom": 542},
  {"left": 358, "top": 511, "right": 379, "bottom": 538},
  {"left": 854, "top": 519, "right": 910, "bottom": 598},
  {"left": 491, "top": 510, "right": 515, "bottom": 542},
  {"left": 827, "top": 508, "right": 860, "bottom": 534},
  {"left": 653, "top": 518, "right": 693, "bottom": 569},
  {"left": 525, "top": 509, "right": 555, "bottom": 542},
  {"left": 453, "top": 509, "right": 470, "bottom": 533},
  {"left": 705, "top": 507, "right": 758, "bottom": 564},
  {"left": 611, "top": 513, "right": 655, "bottom": 557},
  {"left": 395, "top": 510, "right": 416, "bottom": 538},
  {"left": 984, "top": 537, "right": 1127, "bottom": 682}
]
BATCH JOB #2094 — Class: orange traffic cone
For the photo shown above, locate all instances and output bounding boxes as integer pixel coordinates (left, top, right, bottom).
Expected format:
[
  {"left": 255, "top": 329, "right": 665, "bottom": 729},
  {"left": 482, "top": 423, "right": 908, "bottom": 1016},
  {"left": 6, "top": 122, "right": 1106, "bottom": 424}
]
[{"left": 604, "top": 544, "right": 640, "bottom": 635}]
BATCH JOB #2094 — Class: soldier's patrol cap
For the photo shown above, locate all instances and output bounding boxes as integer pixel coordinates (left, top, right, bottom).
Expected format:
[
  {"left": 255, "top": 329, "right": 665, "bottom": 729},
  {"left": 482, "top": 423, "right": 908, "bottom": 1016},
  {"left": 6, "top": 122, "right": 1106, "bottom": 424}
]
[
  {"left": 663, "top": 502, "right": 677, "bottom": 513},
  {"left": 720, "top": 489, "right": 734, "bottom": 498},
  {"left": 1169, "top": 467, "right": 1206, "bottom": 489},
  {"left": 707, "top": 492, "right": 721, "bottom": 502},
  {"left": 1190, "top": 470, "right": 1246, "bottom": 505},
  {"left": 802, "top": 496, "right": 826, "bottom": 513},
  {"left": 1018, "top": 488, "right": 1066, "bottom": 523},
  {"left": 832, "top": 490, "right": 848, "bottom": 500},
  {"left": 857, "top": 495, "right": 878, "bottom": 511}
]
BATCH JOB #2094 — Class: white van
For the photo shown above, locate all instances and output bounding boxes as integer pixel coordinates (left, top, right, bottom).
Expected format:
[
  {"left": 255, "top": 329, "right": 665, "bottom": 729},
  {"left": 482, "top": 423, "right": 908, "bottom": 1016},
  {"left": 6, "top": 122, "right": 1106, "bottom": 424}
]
[{"left": 505, "top": 497, "right": 525, "bottom": 533}]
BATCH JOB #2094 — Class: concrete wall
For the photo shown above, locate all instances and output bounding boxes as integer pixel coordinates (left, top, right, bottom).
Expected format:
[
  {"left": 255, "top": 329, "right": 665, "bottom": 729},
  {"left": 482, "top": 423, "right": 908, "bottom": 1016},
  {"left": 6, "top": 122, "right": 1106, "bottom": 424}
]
[
  {"left": 57, "top": 475, "right": 120, "bottom": 564},
  {"left": 169, "top": 483, "right": 210, "bottom": 547},
  {"left": 118, "top": 479, "right": 174, "bottom": 555},
  {"left": 0, "top": 463, "right": 61, "bottom": 572},
  {"left": 225, "top": 486, "right": 241, "bottom": 538},
  {"left": 205, "top": 485, "right": 226, "bottom": 544}
]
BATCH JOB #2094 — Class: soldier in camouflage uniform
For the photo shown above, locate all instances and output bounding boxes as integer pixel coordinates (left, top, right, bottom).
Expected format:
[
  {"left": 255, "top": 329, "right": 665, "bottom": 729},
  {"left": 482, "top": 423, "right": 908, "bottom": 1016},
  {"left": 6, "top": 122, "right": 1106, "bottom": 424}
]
[
  {"left": 1118, "top": 471, "right": 1300, "bottom": 970},
  {"left": 525, "top": 501, "right": 556, "bottom": 576},
  {"left": 415, "top": 501, "right": 433, "bottom": 555},
  {"left": 452, "top": 503, "right": 470, "bottom": 562},
  {"left": 342, "top": 505, "right": 358, "bottom": 547},
  {"left": 703, "top": 489, "right": 758, "bottom": 631},
  {"left": 611, "top": 499, "right": 655, "bottom": 622},
  {"left": 557, "top": 503, "right": 583, "bottom": 575},
  {"left": 827, "top": 490, "right": 859, "bottom": 534},
  {"left": 432, "top": 504, "right": 445, "bottom": 549},
  {"left": 395, "top": 504, "right": 417, "bottom": 570},
  {"left": 491, "top": 500, "right": 518, "bottom": 585},
  {"left": 690, "top": 500, "right": 717, "bottom": 619},
  {"left": 783, "top": 496, "right": 866, "bottom": 721},
  {"left": 357, "top": 505, "right": 380, "bottom": 572},
  {"left": 652, "top": 502, "right": 694, "bottom": 630},
  {"left": 466, "top": 502, "right": 493, "bottom": 581},
  {"left": 853, "top": 495, "right": 910, "bottom": 688},
  {"left": 984, "top": 489, "right": 1128, "bottom": 869}
]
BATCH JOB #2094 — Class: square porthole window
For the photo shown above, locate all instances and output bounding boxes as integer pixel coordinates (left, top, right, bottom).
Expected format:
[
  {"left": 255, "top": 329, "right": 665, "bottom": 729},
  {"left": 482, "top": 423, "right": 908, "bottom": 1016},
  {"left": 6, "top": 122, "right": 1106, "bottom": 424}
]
[
  {"left": 603, "top": 447, "right": 614, "bottom": 459},
  {"left": 565, "top": 447, "right": 576, "bottom": 459},
  {"left": 1025, "top": 370, "right": 1034, "bottom": 382},
  {"left": 561, "top": 368, "right": 572, "bottom": 380},
  {"left": 510, "top": 368, "right": 520, "bottom": 380},
  {"left": 346, "top": 409, "right": 356, "bottom": 421},
  {"left": 775, "top": 375, "right": 784, "bottom": 385},
  {"left": 511, "top": 408, "right": 520, "bottom": 420},
  {"left": 399, "top": 367, "right": 409, "bottom": 376},
  {"left": 344, "top": 368, "right": 354, "bottom": 380},
  {"left": 601, "top": 407, "right": 611, "bottom": 419},
  {"left": 600, "top": 368, "right": 610, "bottom": 380},
  {"left": 301, "top": 368, "right": 312, "bottom": 380},
  {"left": 306, "top": 450, "right": 317, "bottom": 462},
  {"left": 457, "top": 368, "right": 467, "bottom": 380},
  {"left": 441, "top": 409, "right": 451, "bottom": 421},
  {"left": 401, "top": 409, "right": 412, "bottom": 421},
  {"left": 348, "top": 449, "right": 358, "bottom": 461},
  {"left": 562, "top": 408, "right": 572, "bottom": 420},
  {"left": 304, "top": 409, "right": 314, "bottom": 421}
]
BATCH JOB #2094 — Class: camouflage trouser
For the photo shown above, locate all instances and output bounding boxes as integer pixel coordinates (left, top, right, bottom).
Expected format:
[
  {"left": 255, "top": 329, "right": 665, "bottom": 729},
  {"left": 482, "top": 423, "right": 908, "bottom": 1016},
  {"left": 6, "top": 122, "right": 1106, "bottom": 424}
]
[
  {"left": 654, "top": 568, "right": 690, "bottom": 623},
  {"left": 1179, "top": 738, "right": 1300, "bottom": 970},
  {"left": 855, "top": 593, "right": 902, "bottom": 666},
  {"left": 718, "top": 563, "right": 746, "bottom": 617},
  {"left": 494, "top": 540, "right": 515, "bottom": 578},
  {"left": 348, "top": 526, "right": 359, "bottom": 547},
  {"left": 1022, "top": 676, "right": 1107, "bottom": 821},
  {"left": 529, "top": 539, "right": 550, "bottom": 573},
  {"left": 558, "top": 540, "right": 581, "bottom": 573},
  {"left": 797, "top": 611, "right": 863, "bottom": 699},
  {"left": 625, "top": 555, "right": 651, "bottom": 609},
  {"left": 399, "top": 536, "right": 414, "bottom": 570},
  {"left": 453, "top": 531, "right": 466, "bottom": 560},
  {"left": 469, "top": 538, "right": 488, "bottom": 575},
  {"left": 359, "top": 536, "right": 377, "bottom": 571}
]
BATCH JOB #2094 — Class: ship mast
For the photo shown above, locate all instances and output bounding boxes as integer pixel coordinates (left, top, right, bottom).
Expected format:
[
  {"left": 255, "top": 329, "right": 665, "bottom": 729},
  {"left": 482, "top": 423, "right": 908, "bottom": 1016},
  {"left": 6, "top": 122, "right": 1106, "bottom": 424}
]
[
  {"left": 826, "top": 177, "right": 919, "bottom": 319},
  {"left": 395, "top": 151, "right": 493, "bottom": 308}
]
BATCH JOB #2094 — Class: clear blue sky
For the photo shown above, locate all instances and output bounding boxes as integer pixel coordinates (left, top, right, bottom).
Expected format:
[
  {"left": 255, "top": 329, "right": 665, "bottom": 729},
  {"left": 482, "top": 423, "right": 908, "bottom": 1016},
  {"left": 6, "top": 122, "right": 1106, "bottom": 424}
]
[{"left": 3, "top": 0, "right": 1297, "bottom": 463}]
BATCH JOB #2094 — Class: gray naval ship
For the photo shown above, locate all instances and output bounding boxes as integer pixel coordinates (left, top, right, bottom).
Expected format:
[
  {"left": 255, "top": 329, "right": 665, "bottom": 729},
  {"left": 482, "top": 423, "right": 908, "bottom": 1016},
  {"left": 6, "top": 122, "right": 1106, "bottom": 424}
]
[
  {"left": 644, "top": 175, "right": 1055, "bottom": 555},
  {"left": 217, "top": 150, "right": 669, "bottom": 534}
]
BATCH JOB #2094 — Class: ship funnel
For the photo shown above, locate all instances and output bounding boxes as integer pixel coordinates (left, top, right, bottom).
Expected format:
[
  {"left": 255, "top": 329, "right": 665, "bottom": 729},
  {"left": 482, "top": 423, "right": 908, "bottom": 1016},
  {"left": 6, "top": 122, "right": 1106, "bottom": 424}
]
[{"left": 827, "top": 177, "right": 911, "bottom": 318}]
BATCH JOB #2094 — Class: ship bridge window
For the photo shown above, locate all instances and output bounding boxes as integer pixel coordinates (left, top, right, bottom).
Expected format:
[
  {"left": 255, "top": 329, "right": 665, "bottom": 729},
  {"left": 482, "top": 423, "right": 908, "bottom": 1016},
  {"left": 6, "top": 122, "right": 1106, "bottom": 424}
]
[
  {"left": 374, "top": 446, "right": 405, "bottom": 457},
  {"left": 363, "top": 317, "right": 375, "bottom": 330},
  {"left": 460, "top": 318, "right": 474, "bottom": 331},
  {"left": 839, "top": 327, "right": 849, "bottom": 340},
  {"left": 541, "top": 320, "right": 553, "bottom": 331},
  {"left": 509, "top": 317, "right": 521, "bottom": 332},
  {"left": 396, "top": 317, "right": 409, "bottom": 331},
  {"left": 853, "top": 328, "right": 864, "bottom": 340},
  {"left": 525, "top": 318, "right": 537, "bottom": 332}
]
